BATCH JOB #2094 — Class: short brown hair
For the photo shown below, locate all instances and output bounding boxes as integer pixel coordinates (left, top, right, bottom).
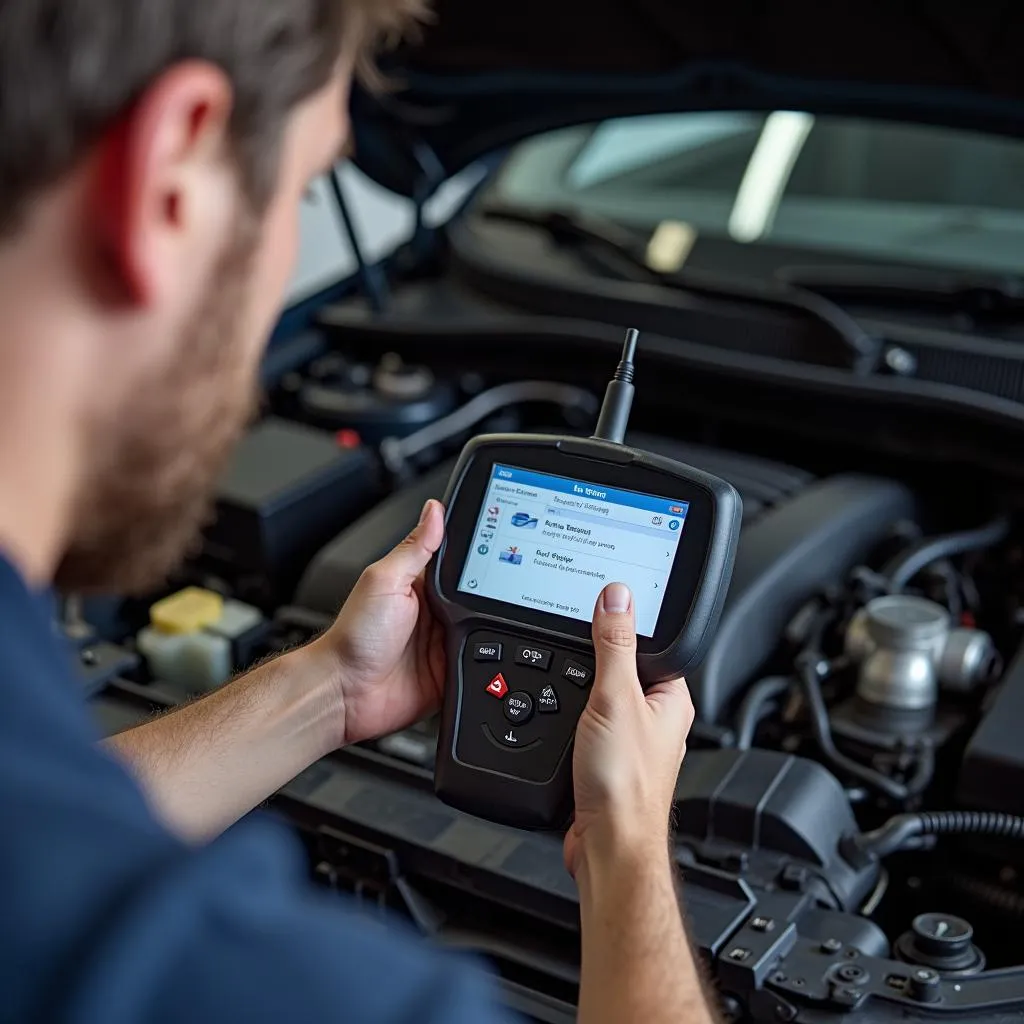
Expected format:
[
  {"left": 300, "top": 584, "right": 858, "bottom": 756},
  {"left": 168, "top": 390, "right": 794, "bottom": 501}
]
[{"left": 0, "top": 0, "right": 424, "bottom": 235}]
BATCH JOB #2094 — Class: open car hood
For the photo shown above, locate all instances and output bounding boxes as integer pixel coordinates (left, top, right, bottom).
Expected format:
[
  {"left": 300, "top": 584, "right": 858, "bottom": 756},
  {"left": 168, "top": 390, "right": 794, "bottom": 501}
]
[{"left": 352, "top": 0, "right": 1024, "bottom": 196}]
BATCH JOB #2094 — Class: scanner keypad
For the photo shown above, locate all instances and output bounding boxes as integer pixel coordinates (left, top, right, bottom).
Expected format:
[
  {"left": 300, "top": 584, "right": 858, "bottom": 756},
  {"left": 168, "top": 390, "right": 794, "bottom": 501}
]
[{"left": 456, "top": 630, "right": 594, "bottom": 783}]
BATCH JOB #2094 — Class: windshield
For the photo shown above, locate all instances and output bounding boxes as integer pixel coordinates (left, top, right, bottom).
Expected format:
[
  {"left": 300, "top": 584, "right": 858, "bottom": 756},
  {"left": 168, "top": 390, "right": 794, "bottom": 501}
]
[{"left": 486, "top": 112, "right": 1024, "bottom": 277}]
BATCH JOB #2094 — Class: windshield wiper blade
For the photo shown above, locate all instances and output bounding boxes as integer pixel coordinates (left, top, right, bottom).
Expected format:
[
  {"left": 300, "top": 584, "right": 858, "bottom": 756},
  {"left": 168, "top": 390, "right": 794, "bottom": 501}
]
[
  {"left": 479, "top": 204, "right": 881, "bottom": 374},
  {"left": 776, "top": 263, "right": 1024, "bottom": 323}
]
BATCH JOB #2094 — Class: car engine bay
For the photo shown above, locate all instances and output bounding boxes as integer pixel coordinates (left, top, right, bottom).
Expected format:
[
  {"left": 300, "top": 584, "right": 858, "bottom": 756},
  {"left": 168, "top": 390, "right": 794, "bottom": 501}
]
[{"left": 82, "top": 272, "right": 1024, "bottom": 1022}]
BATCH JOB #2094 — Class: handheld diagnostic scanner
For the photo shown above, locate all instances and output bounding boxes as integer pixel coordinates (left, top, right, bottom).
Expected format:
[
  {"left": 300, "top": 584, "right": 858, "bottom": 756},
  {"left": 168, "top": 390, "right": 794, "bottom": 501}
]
[{"left": 427, "top": 329, "right": 742, "bottom": 829}]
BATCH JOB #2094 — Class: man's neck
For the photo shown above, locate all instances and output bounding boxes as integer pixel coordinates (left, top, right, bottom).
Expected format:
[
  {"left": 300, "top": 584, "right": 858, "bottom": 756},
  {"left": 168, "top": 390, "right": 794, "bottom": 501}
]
[
  {"left": 0, "top": 184, "right": 103, "bottom": 587},
  {"left": 0, "top": 333, "right": 87, "bottom": 588}
]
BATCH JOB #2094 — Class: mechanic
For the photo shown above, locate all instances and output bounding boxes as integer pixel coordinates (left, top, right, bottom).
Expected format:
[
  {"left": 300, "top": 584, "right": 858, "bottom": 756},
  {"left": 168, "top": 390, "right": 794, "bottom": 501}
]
[{"left": 0, "top": 3, "right": 716, "bottom": 1022}]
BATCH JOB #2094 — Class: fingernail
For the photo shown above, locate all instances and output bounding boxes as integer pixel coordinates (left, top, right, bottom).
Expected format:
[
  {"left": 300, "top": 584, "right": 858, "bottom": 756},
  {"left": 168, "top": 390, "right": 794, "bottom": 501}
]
[
  {"left": 602, "top": 582, "right": 631, "bottom": 614},
  {"left": 418, "top": 500, "right": 432, "bottom": 526}
]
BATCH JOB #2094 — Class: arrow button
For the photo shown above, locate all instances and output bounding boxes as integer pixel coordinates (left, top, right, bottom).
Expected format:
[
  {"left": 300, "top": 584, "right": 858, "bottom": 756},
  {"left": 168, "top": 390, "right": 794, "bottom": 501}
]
[
  {"left": 485, "top": 673, "right": 509, "bottom": 698},
  {"left": 537, "top": 685, "right": 560, "bottom": 713}
]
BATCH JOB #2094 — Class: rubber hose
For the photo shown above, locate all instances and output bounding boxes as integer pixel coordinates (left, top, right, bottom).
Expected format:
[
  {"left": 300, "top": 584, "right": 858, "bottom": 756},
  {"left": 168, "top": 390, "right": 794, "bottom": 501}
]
[
  {"left": 858, "top": 810, "right": 1024, "bottom": 859},
  {"left": 947, "top": 874, "right": 1024, "bottom": 918},
  {"left": 381, "top": 381, "right": 599, "bottom": 473},
  {"left": 797, "top": 657, "right": 933, "bottom": 802},
  {"left": 884, "top": 516, "right": 1010, "bottom": 591},
  {"left": 917, "top": 810, "right": 1024, "bottom": 839},
  {"left": 734, "top": 676, "right": 792, "bottom": 750}
]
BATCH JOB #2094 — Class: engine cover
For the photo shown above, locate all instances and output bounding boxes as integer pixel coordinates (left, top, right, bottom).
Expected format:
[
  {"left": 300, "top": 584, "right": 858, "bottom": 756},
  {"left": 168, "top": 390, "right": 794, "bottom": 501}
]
[
  {"left": 675, "top": 748, "right": 879, "bottom": 913},
  {"left": 692, "top": 474, "right": 915, "bottom": 722}
]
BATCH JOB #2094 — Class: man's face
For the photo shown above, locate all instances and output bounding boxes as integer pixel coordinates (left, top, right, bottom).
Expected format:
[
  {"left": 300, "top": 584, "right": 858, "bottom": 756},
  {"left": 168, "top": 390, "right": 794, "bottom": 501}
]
[{"left": 55, "top": 66, "right": 352, "bottom": 594}]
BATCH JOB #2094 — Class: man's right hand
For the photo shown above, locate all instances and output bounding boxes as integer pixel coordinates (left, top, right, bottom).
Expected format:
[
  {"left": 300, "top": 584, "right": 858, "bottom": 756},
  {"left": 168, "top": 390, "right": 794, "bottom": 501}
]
[
  {"left": 564, "top": 582, "right": 695, "bottom": 880},
  {"left": 569, "top": 585, "right": 717, "bottom": 1024}
]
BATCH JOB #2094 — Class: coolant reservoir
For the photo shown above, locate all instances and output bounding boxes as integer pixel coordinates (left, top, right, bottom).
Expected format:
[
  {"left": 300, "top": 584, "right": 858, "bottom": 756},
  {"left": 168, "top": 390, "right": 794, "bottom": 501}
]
[{"left": 137, "top": 587, "right": 263, "bottom": 691}]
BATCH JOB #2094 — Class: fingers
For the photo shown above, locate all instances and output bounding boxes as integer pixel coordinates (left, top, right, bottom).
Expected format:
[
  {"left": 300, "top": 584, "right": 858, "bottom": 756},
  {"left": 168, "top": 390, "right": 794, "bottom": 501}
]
[
  {"left": 590, "top": 583, "right": 640, "bottom": 708},
  {"left": 365, "top": 499, "right": 445, "bottom": 592},
  {"left": 645, "top": 676, "right": 696, "bottom": 738}
]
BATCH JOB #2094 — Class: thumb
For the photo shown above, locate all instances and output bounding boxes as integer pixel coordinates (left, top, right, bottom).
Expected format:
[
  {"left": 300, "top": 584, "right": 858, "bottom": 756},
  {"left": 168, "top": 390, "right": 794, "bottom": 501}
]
[
  {"left": 590, "top": 583, "right": 640, "bottom": 702},
  {"left": 369, "top": 499, "right": 445, "bottom": 591}
]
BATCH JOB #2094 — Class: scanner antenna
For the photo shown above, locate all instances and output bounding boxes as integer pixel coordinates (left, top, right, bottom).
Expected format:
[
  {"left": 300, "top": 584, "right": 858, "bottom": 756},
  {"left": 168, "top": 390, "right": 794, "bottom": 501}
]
[{"left": 592, "top": 327, "right": 639, "bottom": 444}]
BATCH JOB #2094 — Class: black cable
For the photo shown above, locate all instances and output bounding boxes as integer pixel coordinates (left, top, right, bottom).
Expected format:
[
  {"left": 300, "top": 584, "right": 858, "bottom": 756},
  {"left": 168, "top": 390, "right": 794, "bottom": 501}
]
[
  {"left": 796, "top": 656, "right": 934, "bottom": 802},
  {"left": 946, "top": 873, "right": 1024, "bottom": 918},
  {"left": 853, "top": 810, "right": 1024, "bottom": 860},
  {"left": 883, "top": 516, "right": 1010, "bottom": 591},
  {"left": 734, "top": 676, "right": 792, "bottom": 750},
  {"left": 859, "top": 865, "right": 889, "bottom": 916},
  {"left": 379, "top": 381, "right": 599, "bottom": 476},
  {"left": 927, "top": 560, "right": 963, "bottom": 619},
  {"left": 592, "top": 328, "right": 638, "bottom": 444}
]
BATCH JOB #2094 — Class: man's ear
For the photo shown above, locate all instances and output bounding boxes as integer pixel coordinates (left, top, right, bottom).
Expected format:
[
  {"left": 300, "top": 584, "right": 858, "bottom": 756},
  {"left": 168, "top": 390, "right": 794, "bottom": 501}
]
[{"left": 90, "top": 62, "right": 235, "bottom": 306}]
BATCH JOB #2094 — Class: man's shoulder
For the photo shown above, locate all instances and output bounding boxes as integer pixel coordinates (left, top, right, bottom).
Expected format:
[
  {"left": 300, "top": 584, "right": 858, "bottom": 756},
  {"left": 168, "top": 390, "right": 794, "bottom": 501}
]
[
  {"left": 0, "top": 552, "right": 102, "bottom": 743},
  {"left": 0, "top": 554, "right": 513, "bottom": 1024},
  {"left": 0, "top": 551, "right": 69, "bottom": 673}
]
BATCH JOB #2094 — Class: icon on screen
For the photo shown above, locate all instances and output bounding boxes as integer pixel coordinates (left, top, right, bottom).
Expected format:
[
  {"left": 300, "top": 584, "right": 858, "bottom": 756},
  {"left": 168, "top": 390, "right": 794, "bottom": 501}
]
[
  {"left": 670, "top": 505, "right": 687, "bottom": 515},
  {"left": 511, "top": 512, "right": 538, "bottom": 529},
  {"left": 467, "top": 579, "right": 479, "bottom": 589},
  {"left": 488, "top": 506, "right": 500, "bottom": 517},
  {"left": 499, "top": 546, "right": 523, "bottom": 565},
  {"left": 669, "top": 520, "right": 680, "bottom": 531},
  {"left": 480, "top": 530, "right": 494, "bottom": 541},
  {"left": 478, "top": 544, "right": 490, "bottom": 555},
  {"left": 651, "top": 516, "right": 664, "bottom": 526}
]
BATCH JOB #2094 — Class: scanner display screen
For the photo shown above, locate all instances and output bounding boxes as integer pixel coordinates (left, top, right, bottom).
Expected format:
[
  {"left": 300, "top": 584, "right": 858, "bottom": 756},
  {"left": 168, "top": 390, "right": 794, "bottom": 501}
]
[{"left": 457, "top": 464, "right": 689, "bottom": 637}]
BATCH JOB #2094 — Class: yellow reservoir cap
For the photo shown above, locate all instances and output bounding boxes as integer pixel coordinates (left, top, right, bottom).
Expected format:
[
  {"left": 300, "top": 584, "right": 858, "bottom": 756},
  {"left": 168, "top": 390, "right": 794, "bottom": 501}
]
[{"left": 150, "top": 587, "right": 224, "bottom": 635}]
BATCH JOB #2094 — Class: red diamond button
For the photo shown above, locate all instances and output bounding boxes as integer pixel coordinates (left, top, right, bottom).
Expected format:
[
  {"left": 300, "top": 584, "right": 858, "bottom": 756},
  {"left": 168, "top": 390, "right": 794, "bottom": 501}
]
[{"left": 486, "top": 673, "right": 509, "bottom": 698}]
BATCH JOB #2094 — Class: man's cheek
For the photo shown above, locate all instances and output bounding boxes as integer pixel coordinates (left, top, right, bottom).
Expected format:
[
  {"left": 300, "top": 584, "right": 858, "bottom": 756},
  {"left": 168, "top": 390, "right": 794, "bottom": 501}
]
[
  {"left": 271, "top": 206, "right": 301, "bottom": 290},
  {"left": 250, "top": 215, "right": 299, "bottom": 341}
]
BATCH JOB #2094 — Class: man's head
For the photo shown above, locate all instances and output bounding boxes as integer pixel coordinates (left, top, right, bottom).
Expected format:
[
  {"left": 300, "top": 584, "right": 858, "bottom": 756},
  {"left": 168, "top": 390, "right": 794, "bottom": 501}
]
[{"left": 0, "top": 0, "right": 422, "bottom": 593}]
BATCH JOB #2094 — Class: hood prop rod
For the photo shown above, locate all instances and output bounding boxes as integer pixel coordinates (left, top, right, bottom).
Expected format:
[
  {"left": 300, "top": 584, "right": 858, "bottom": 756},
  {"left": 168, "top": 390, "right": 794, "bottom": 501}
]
[{"left": 329, "top": 166, "right": 390, "bottom": 315}]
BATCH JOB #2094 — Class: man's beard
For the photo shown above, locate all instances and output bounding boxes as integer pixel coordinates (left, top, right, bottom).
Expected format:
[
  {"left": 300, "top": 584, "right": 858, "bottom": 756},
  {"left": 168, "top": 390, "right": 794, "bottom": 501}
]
[{"left": 55, "top": 215, "right": 262, "bottom": 595}]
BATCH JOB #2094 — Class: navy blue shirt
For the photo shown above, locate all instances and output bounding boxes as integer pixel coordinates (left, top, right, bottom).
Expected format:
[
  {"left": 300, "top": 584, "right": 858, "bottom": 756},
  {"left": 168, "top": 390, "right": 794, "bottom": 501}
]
[{"left": 0, "top": 556, "right": 513, "bottom": 1023}]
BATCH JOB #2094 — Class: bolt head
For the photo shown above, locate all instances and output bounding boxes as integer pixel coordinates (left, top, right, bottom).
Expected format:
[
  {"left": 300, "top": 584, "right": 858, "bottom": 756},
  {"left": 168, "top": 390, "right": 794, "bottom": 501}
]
[
  {"left": 837, "top": 964, "right": 866, "bottom": 983},
  {"left": 885, "top": 346, "right": 917, "bottom": 375}
]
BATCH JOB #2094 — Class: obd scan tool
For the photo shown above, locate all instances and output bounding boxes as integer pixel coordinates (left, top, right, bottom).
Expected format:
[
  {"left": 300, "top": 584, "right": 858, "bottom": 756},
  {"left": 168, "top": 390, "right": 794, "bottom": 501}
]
[{"left": 428, "top": 330, "right": 742, "bottom": 829}]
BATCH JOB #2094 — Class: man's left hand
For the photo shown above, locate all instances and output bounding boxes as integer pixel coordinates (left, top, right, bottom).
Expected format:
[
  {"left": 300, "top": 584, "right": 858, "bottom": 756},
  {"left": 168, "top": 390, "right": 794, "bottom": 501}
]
[{"left": 313, "top": 499, "right": 447, "bottom": 748}]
